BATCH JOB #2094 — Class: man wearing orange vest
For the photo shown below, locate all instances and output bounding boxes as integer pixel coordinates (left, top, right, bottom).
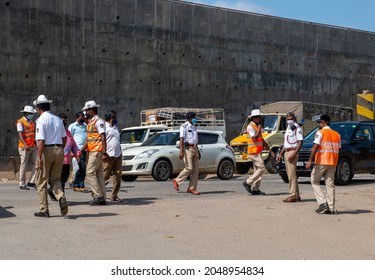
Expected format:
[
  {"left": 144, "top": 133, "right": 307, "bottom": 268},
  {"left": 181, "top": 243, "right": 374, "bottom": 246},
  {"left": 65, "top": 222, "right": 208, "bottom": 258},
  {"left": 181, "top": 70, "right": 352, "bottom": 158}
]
[
  {"left": 242, "top": 109, "right": 274, "bottom": 195},
  {"left": 16, "top": 105, "right": 37, "bottom": 190},
  {"left": 81, "top": 100, "right": 108, "bottom": 205},
  {"left": 306, "top": 114, "right": 341, "bottom": 214}
]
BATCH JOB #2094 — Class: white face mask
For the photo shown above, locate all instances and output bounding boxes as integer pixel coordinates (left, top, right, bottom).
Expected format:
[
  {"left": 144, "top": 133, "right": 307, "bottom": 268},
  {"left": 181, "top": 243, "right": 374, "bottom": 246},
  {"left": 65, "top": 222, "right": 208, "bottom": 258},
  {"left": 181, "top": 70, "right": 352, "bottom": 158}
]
[
  {"left": 287, "top": 120, "right": 294, "bottom": 126},
  {"left": 26, "top": 114, "right": 34, "bottom": 120}
]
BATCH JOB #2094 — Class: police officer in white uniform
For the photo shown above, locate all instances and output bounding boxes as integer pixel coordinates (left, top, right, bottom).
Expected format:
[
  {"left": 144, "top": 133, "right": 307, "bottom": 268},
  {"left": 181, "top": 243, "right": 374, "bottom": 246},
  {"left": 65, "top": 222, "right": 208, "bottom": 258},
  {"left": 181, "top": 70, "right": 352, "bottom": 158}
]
[
  {"left": 277, "top": 112, "right": 303, "bottom": 202},
  {"left": 34, "top": 95, "right": 68, "bottom": 217},
  {"left": 172, "top": 112, "right": 201, "bottom": 195}
]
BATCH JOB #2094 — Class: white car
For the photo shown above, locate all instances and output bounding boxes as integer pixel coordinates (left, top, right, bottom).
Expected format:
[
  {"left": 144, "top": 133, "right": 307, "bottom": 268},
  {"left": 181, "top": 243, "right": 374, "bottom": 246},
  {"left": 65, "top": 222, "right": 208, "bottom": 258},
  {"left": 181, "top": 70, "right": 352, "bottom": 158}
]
[{"left": 121, "top": 130, "right": 235, "bottom": 181}]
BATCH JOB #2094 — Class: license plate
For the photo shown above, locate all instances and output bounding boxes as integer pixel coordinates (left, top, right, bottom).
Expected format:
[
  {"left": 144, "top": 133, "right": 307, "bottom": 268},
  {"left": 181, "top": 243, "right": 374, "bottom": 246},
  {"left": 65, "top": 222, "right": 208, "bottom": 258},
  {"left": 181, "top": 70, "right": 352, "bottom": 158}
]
[{"left": 297, "top": 162, "right": 304, "bottom": 166}]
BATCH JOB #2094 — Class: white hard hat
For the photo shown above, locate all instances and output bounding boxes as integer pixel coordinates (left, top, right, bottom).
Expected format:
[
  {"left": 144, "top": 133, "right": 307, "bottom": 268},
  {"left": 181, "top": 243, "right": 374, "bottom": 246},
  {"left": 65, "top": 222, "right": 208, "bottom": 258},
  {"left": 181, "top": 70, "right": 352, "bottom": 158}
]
[
  {"left": 20, "top": 105, "right": 37, "bottom": 114},
  {"left": 249, "top": 109, "right": 262, "bottom": 118},
  {"left": 82, "top": 100, "right": 100, "bottom": 111},
  {"left": 34, "top": 94, "right": 52, "bottom": 105}
]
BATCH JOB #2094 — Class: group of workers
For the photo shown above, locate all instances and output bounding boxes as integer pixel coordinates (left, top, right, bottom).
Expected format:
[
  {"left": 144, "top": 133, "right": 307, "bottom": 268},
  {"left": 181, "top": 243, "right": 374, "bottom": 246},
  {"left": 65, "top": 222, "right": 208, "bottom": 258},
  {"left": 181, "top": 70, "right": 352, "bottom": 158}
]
[
  {"left": 16, "top": 97, "right": 341, "bottom": 217},
  {"left": 16, "top": 95, "right": 123, "bottom": 217}
]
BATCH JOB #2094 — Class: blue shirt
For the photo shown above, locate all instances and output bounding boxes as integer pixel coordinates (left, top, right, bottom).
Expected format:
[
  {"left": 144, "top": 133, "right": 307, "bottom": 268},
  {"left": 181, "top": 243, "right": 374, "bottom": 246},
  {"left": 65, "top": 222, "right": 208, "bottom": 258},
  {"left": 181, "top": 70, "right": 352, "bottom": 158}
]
[{"left": 68, "top": 121, "right": 87, "bottom": 150}]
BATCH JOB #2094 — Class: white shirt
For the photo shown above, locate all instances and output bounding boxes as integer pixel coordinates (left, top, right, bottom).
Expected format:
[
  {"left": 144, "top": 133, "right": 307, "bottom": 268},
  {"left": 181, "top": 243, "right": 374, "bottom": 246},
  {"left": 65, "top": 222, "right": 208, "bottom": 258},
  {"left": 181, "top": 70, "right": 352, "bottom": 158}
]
[
  {"left": 283, "top": 122, "right": 303, "bottom": 149},
  {"left": 35, "top": 111, "right": 66, "bottom": 144},
  {"left": 180, "top": 121, "right": 198, "bottom": 144},
  {"left": 105, "top": 122, "right": 121, "bottom": 157},
  {"left": 246, "top": 121, "right": 258, "bottom": 138}
]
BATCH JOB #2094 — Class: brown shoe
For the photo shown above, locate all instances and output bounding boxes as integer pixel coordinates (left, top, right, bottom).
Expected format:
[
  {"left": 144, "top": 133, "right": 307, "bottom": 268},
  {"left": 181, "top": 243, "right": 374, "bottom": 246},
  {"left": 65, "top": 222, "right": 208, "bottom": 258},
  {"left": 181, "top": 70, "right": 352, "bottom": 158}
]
[
  {"left": 187, "top": 189, "right": 200, "bottom": 195},
  {"left": 111, "top": 196, "right": 122, "bottom": 202},
  {"left": 172, "top": 179, "right": 179, "bottom": 191},
  {"left": 283, "top": 196, "right": 298, "bottom": 202}
]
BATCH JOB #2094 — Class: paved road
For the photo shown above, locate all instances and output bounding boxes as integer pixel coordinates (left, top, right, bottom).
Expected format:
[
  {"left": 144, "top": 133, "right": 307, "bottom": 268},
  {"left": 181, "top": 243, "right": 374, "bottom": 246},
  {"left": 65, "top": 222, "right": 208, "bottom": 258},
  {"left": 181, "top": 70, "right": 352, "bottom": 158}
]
[{"left": 1, "top": 174, "right": 375, "bottom": 260}]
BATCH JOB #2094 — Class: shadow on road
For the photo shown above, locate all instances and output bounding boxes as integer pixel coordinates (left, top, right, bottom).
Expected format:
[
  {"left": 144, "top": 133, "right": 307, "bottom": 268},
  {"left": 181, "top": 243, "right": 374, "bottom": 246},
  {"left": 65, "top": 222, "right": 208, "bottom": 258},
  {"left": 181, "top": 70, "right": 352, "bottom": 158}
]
[
  {"left": 0, "top": 206, "right": 16, "bottom": 219},
  {"left": 66, "top": 212, "right": 119, "bottom": 219},
  {"left": 201, "top": 191, "right": 236, "bottom": 195},
  {"left": 337, "top": 209, "right": 373, "bottom": 215},
  {"left": 121, "top": 197, "right": 157, "bottom": 206}
]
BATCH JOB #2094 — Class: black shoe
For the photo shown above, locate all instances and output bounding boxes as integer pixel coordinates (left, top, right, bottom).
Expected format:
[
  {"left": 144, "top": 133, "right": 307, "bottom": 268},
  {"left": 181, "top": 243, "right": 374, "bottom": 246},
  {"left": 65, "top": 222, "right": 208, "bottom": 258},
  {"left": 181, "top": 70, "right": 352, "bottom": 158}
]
[
  {"left": 323, "top": 209, "right": 337, "bottom": 215},
  {"left": 20, "top": 185, "right": 30, "bottom": 190},
  {"left": 251, "top": 190, "right": 266, "bottom": 195},
  {"left": 27, "top": 182, "right": 37, "bottom": 188},
  {"left": 89, "top": 196, "right": 107, "bottom": 206},
  {"left": 48, "top": 190, "right": 57, "bottom": 201},
  {"left": 34, "top": 211, "right": 50, "bottom": 218},
  {"left": 59, "top": 197, "right": 68, "bottom": 216},
  {"left": 315, "top": 203, "right": 329, "bottom": 213},
  {"left": 242, "top": 181, "right": 252, "bottom": 194}
]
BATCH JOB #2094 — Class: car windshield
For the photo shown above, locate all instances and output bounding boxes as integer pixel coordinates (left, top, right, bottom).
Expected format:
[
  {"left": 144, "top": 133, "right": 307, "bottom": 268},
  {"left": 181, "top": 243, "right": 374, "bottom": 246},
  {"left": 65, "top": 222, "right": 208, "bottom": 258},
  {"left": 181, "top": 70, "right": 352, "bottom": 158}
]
[
  {"left": 141, "top": 132, "right": 180, "bottom": 146},
  {"left": 262, "top": 115, "right": 278, "bottom": 132},
  {"left": 120, "top": 129, "right": 148, "bottom": 144},
  {"left": 304, "top": 123, "right": 357, "bottom": 141}
]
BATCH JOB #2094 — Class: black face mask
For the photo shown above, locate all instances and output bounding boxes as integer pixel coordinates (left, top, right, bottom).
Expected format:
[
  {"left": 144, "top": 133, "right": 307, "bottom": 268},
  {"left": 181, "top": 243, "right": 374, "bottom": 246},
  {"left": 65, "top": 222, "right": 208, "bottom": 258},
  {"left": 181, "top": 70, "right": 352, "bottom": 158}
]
[
  {"left": 63, "top": 121, "right": 68, "bottom": 127},
  {"left": 78, "top": 118, "right": 84, "bottom": 124}
]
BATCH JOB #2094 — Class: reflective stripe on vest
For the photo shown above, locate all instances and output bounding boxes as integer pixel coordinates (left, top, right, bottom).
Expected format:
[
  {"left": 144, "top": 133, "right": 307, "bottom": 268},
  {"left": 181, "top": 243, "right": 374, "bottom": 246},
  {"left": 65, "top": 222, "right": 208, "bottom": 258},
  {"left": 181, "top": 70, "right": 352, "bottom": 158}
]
[
  {"left": 247, "top": 122, "right": 263, "bottom": 154},
  {"left": 87, "top": 118, "right": 103, "bottom": 152},
  {"left": 315, "top": 129, "right": 341, "bottom": 166},
  {"left": 16, "top": 118, "right": 35, "bottom": 148}
]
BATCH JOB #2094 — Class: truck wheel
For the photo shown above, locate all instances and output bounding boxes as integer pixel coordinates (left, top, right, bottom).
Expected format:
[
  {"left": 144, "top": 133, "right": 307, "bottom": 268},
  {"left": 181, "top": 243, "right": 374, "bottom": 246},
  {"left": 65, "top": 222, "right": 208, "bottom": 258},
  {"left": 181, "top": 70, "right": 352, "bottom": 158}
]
[
  {"left": 265, "top": 156, "right": 278, "bottom": 174},
  {"left": 217, "top": 159, "right": 234, "bottom": 180},
  {"left": 280, "top": 173, "right": 289, "bottom": 183},
  {"left": 121, "top": 175, "right": 138, "bottom": 182},
  {"left": 335, "top": 157, "right": 353, "bottom": 185},
  {"left": 152, "top": 159, "right": 172, "bottom": 181},
  {"left": 236, "top": 162, "right": 251, "bottom": 174}
]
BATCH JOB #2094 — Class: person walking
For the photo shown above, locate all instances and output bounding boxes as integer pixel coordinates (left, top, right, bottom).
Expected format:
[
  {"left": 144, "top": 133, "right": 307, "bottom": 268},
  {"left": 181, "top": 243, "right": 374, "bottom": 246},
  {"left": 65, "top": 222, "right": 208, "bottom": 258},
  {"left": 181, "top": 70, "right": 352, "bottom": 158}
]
[
  {"left": 172, "top": 112, "right": 201, "bottom": 195},
  {"left": 16, "top": 105, "right": 38, "bottom": 190},
  {"left": 277, "top": 112, "right": 303, "bottom": 202},
  {"left": 103, "top": 110, "right": 122, "bottom": 202},
  {"left": 242, "top": 109, "right": 274, "bottom": 195},
  {"left": 58, "top": 113, "right": 80, "bottom": 192},
  {"left": 81, "top": 100, "right": 108, "bottom": 205},
  {"left": 306, "top": 114, "right": 341, "bottom": 214},
  {"left": 68, "top": 111, "right": 88, "bottom": 192},
  {"left": 33, "top": 95, "right": 68, "bottom": 218}
]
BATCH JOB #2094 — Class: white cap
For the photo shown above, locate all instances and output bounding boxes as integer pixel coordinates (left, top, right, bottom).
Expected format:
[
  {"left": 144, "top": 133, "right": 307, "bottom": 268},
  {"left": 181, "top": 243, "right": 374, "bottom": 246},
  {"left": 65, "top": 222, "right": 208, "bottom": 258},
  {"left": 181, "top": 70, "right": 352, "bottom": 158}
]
[
  {"left": 82, "top": 100, "right": 100, "bottom": 111},
  {"left": 249, "top": 109, "right": 262, "bottom": 118},
  {"left": 34, "top": 94, "right": 52, "bottom": 105},
  {"left": 20, "top": 105, "right": 37, "bottom": 114}
]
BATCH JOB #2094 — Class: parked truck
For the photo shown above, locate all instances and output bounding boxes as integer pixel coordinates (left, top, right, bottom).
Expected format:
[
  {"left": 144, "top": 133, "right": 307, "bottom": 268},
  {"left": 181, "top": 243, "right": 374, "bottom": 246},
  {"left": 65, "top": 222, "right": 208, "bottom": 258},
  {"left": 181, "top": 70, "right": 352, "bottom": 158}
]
[
  {"left": 230, "top": 101, "right": 354, "bottom": 174},
  {"left": 140, "top": 107, "right": 226, "bottom": 137}
]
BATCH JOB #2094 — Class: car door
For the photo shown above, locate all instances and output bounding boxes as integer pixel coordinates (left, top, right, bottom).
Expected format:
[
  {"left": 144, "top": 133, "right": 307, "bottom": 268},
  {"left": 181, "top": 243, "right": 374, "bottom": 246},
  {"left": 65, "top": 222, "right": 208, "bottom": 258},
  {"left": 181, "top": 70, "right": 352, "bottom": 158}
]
[
  {"left": 352, "top": 124, "right": 375, "bottom": 171},
  {"left": 198, "top": 132, "right": 220, "bottom": 172}
]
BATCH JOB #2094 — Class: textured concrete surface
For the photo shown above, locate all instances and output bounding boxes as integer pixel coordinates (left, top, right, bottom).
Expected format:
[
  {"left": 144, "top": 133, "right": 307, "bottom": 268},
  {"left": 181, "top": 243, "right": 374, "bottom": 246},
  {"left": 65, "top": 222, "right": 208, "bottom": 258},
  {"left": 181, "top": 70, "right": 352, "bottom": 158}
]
[{"left": 1, "top": 0, "right": 375, "bottom": 157}]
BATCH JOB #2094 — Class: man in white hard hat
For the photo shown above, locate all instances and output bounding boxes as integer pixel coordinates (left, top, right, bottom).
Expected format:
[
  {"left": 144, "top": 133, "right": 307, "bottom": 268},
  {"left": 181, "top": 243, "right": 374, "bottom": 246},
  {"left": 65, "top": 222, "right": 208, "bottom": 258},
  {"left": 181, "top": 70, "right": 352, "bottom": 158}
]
[
  {"left": 80, "top": 100, "right": 108, "bottom": 205},
  {"left": 33, "top": 95, "right": 68, "bottom": 217},
  {"left": 16, "top": 105, "right": 38, "bottom": 190},
  {"left": 242, "top": 109, "right": 274, "bottom": 195}
]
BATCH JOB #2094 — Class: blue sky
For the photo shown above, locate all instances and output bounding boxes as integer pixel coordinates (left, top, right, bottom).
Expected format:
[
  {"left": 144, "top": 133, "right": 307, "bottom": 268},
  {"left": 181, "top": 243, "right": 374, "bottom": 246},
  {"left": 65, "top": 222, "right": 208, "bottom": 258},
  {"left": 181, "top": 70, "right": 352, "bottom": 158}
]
[{"left": 187, "top": 0, "right": 375, "bottom": 32}]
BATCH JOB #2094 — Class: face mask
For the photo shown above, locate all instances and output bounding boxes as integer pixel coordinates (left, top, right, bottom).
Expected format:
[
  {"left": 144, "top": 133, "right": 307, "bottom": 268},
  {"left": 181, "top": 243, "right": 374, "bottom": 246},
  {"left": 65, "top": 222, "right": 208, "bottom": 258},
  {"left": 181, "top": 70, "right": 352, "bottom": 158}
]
[
  {"left": 192, "top": 118, "right": 197, "bottom": 124},
  {"left": 287, "top": 120, "right": 294, "bottom": 126},
  {"left": 26, "top": 114, "right": 33, "bottom": 120},
  {"left": 78, "top": 118, "right": 84, "bottom": 124},
  {"left": 63, "top": 121, "right": 67, "bottom": 127},
  {"left": 112, "top": 119, "right": 118, "bottom": 126}
]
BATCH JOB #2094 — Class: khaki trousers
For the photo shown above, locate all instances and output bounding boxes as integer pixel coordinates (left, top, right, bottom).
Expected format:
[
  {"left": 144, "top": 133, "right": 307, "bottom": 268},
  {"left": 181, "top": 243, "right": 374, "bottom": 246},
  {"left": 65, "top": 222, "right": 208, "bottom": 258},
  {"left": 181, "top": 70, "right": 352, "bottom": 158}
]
[
  {"left": 176, "top": 147, "right": 199, "bottom": 190},
  {"left": 311, "top": 164, "right": 336, "bottom": 211},
  {"left": 18, "top": 146, "right": 37, "bottom": 186},
  {"left": 36, "top": 146, "right": 65, "bottom": 212},
  {"left": 284, "top": 150, "right": 299, "bottom": 196},
  {"left": 86, "top": 151, "right": 106, "bottom": 199},
  {"left": 103, "top": 155, "right": 122, "bottom": 199},
  {"left": 246, "top": 153, "right": 265, "bottom": 191}
]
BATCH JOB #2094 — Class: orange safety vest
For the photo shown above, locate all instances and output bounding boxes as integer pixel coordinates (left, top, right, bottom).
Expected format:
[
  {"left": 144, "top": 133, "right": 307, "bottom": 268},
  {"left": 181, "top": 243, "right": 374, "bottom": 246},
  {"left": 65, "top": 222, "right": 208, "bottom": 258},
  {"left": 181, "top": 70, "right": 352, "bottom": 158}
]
[
  {"left": 247, "top": 122, "right": 263, "bottom": 155},
  {"left": 87, "top": 118, "right": 104, "bottom": 152},
  {"left": 315, "top": 128, "right": 341, "bottom": 166},
  {"left": 16, "top": 118, "right": 35, "bottom": 148}
]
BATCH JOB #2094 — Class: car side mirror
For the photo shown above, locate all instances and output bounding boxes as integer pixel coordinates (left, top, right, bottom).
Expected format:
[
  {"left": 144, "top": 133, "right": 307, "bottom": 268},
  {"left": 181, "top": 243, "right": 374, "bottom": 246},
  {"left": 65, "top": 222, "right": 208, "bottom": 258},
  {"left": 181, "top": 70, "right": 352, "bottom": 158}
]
[{"left": 176, "top": 140, "right": 180, "bottom": 148}]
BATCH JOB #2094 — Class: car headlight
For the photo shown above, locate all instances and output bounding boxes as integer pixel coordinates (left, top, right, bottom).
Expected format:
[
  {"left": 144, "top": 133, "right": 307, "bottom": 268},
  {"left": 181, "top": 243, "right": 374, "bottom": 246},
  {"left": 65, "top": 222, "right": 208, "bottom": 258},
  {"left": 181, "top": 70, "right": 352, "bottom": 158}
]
[{"left": 134, "top": 149, "right": 159, "bottom": 160}]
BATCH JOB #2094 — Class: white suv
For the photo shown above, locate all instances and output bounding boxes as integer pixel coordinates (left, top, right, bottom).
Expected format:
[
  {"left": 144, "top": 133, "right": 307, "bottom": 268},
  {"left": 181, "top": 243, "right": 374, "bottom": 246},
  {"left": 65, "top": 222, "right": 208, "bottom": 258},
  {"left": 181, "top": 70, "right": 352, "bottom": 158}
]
[{"left": 121, "top": 130, "right": 235, "bottom": 181}]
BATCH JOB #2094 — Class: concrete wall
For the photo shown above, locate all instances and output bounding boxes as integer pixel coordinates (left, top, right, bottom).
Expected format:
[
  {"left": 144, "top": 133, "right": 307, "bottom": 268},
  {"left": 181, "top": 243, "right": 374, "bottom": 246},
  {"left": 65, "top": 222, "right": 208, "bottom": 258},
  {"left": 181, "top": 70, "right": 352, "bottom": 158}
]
[{"left": 1, "top": 0, "right": 375, "bottom": 157}]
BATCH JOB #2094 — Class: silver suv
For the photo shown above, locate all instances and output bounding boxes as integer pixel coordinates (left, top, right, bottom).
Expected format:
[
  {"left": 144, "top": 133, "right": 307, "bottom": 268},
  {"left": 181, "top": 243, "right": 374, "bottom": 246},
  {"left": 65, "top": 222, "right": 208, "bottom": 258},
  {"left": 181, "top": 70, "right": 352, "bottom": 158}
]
[{"left": 121, "top": 130, "right": 235, "bottom": 181}]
